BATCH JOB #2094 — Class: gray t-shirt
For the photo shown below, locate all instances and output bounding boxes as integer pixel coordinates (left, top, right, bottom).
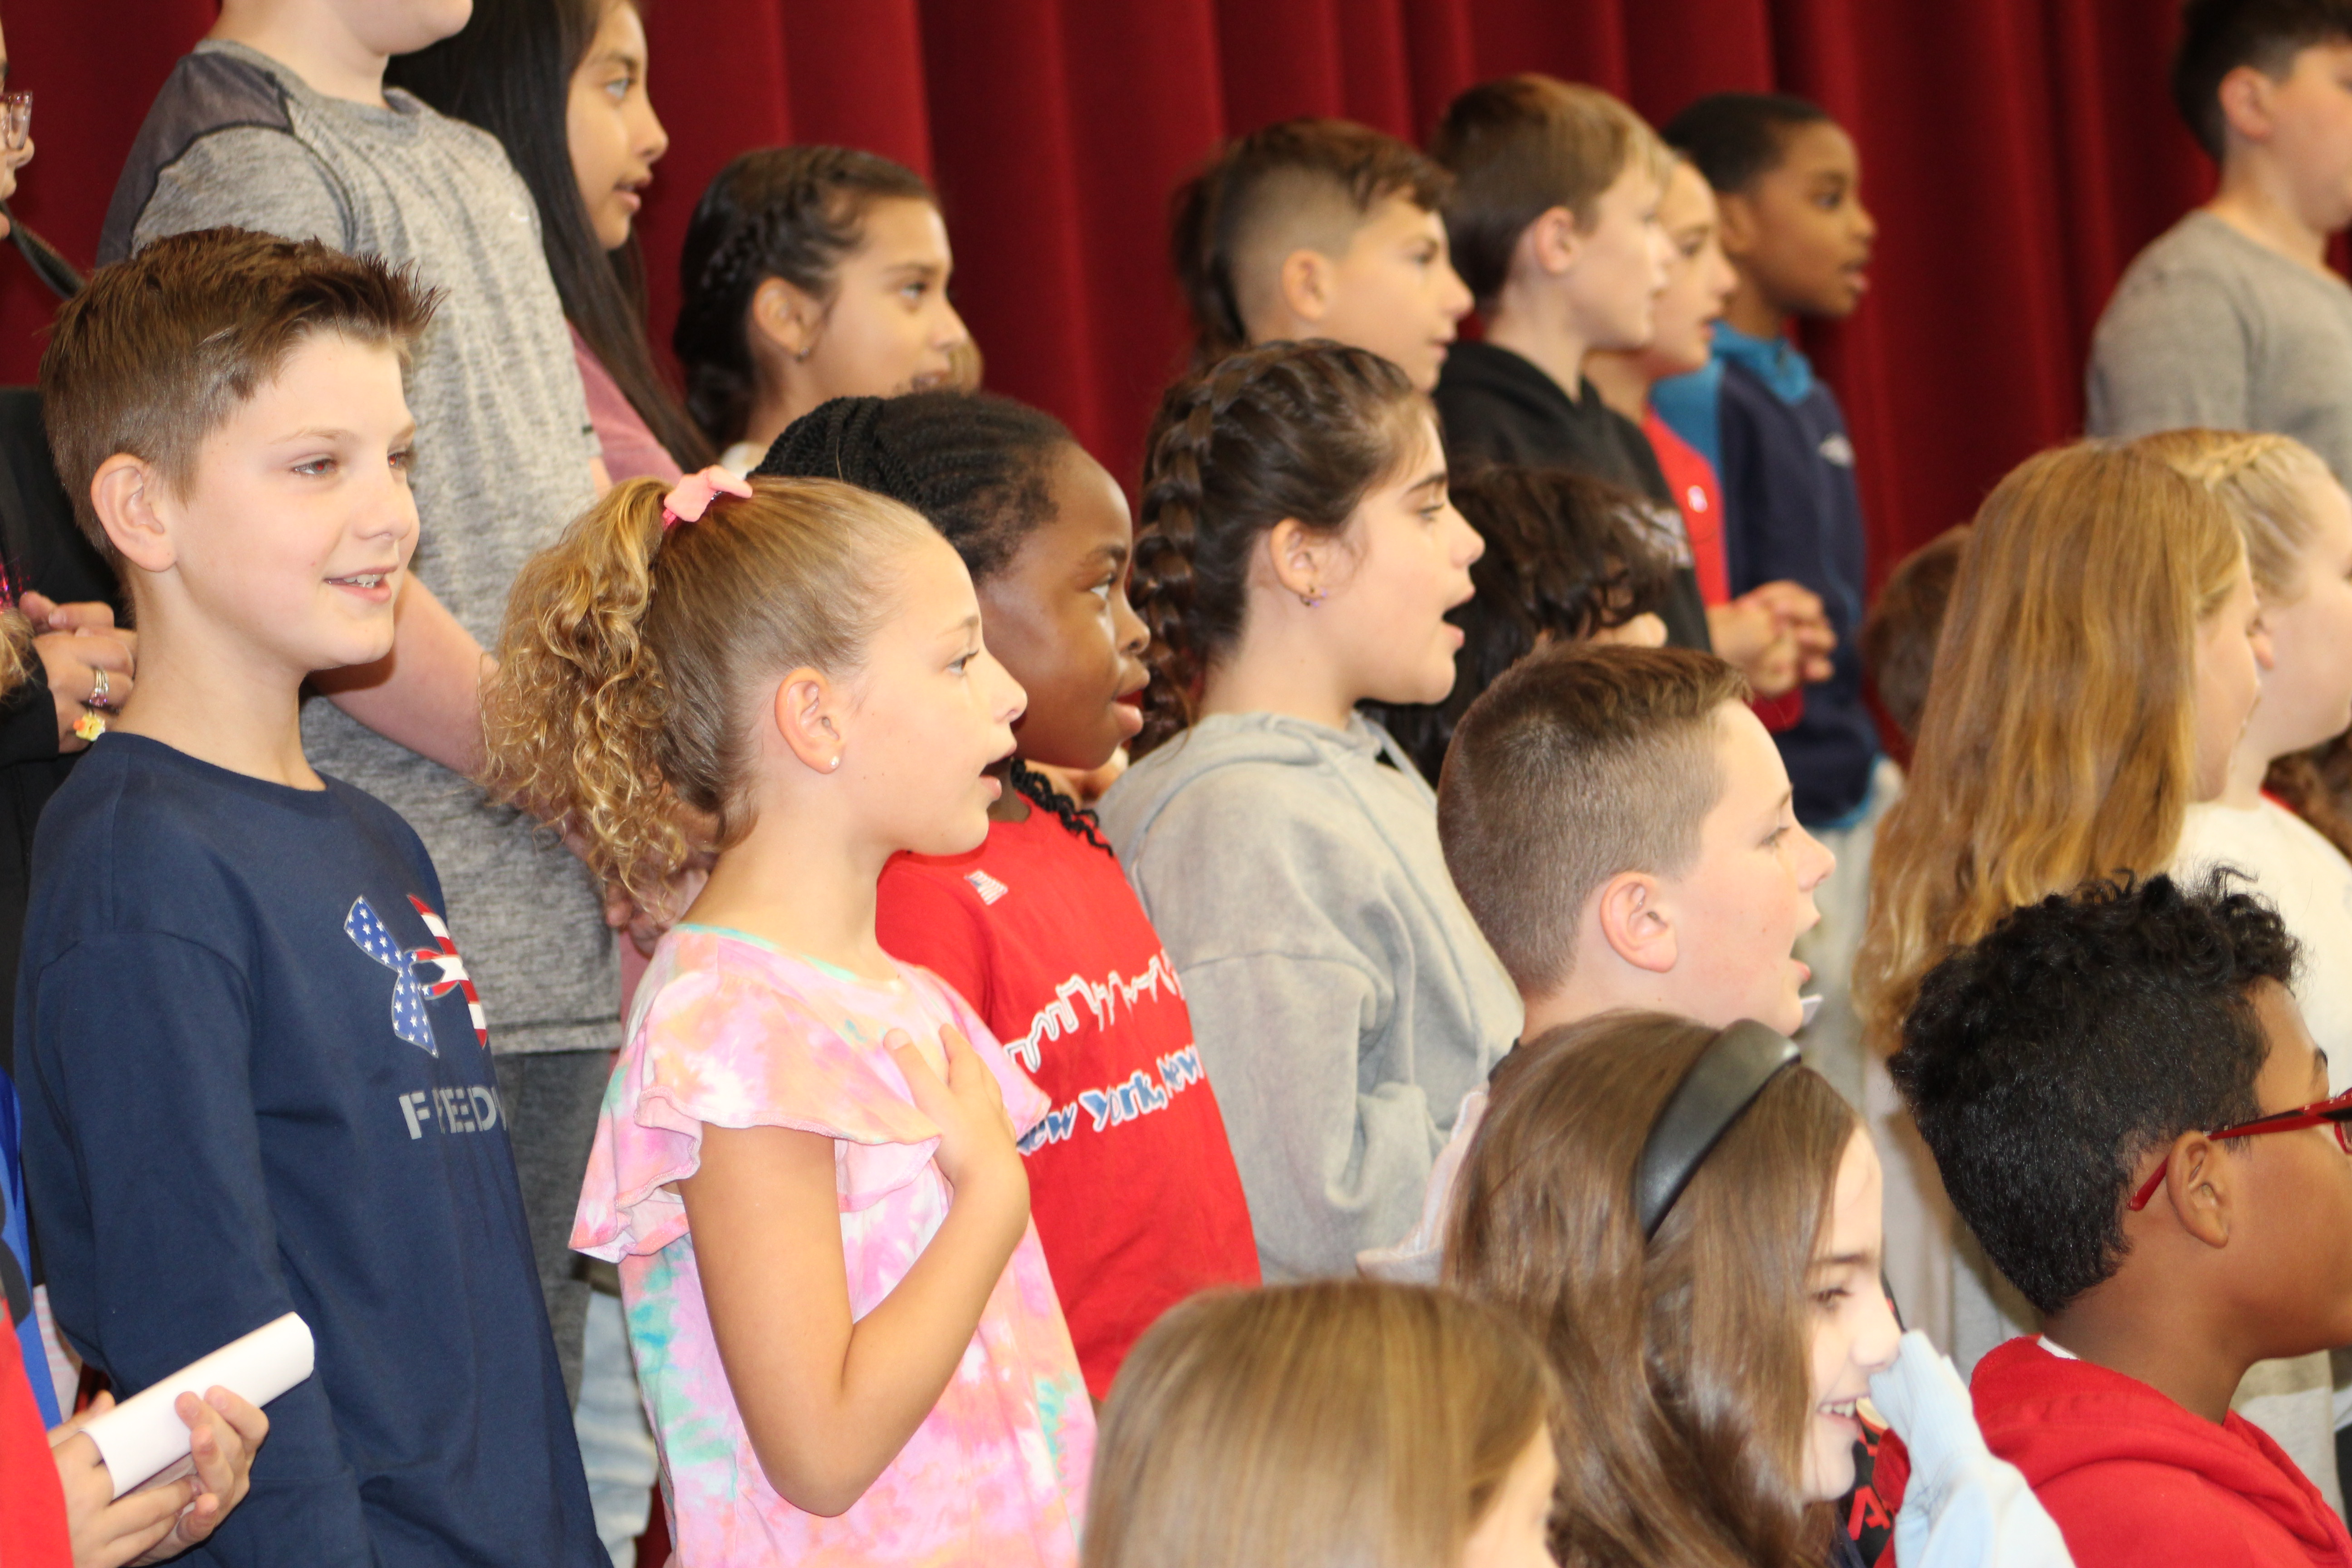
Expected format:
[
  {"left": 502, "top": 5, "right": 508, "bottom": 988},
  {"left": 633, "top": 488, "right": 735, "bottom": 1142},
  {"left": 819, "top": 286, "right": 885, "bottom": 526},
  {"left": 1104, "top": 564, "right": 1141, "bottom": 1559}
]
[
  {"left": 2087, "top": 211, "right": 2352, "bottom": 482},
  {"left": 103, "top": 41, "right": 615, "bottom": 1055}
]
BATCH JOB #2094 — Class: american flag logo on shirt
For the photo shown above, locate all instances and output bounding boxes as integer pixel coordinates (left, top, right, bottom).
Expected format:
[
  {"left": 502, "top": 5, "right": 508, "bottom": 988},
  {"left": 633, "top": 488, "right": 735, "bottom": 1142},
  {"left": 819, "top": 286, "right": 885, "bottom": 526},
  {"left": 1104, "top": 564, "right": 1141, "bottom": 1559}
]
[{"left": 344, "top": 895, "right": 490, "bottom": 1056}]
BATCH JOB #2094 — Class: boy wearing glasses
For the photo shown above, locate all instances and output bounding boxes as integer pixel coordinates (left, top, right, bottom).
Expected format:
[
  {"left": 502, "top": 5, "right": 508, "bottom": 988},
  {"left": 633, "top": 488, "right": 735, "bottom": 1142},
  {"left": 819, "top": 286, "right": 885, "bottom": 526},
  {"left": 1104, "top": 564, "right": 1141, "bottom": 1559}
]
[{"left": 1891, "top": 872, "right": 2352, "bottom": 1565}]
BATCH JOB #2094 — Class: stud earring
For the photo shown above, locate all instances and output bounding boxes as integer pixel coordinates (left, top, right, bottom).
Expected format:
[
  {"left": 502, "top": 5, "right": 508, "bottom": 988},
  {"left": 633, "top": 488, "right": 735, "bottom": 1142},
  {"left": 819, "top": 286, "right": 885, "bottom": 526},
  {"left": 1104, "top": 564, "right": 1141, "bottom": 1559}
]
[{"left": 826, "top": 754, "right": 841, "bottom": 772}]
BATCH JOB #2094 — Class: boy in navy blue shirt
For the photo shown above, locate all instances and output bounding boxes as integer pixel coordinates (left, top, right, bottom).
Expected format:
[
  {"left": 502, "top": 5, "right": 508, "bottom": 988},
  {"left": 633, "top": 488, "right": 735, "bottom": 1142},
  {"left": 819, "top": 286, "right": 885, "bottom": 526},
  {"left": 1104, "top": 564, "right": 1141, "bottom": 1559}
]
[
  {"left": 19, "top": 228, "right": 605, "bottom": 1566},
  {"left": 1655, "top": 92, "right": 1880, "bottom": 833}
]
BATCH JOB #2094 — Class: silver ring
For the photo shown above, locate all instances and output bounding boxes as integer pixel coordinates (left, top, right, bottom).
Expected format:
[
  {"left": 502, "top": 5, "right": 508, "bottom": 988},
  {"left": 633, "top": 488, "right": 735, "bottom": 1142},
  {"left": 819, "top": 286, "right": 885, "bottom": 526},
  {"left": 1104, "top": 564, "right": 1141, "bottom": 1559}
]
[{"left": 87, "top": 667, "right": 112, "bottom": 710}]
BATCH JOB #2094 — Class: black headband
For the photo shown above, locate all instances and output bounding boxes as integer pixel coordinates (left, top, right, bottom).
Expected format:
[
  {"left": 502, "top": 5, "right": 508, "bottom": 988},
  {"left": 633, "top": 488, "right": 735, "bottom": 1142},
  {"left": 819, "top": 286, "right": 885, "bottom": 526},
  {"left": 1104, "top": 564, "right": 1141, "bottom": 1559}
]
[{"left": 1634, "top": 1019, "right": 1802, "bottom": 1240}]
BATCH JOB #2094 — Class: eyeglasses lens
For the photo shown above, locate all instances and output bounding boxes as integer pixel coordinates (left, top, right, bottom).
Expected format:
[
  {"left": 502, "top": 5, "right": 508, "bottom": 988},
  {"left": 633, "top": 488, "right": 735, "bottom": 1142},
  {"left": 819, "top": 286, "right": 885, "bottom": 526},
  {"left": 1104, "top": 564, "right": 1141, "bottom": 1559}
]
[{"left": 2, "top": 94, "right": 31, "bottom": 154}]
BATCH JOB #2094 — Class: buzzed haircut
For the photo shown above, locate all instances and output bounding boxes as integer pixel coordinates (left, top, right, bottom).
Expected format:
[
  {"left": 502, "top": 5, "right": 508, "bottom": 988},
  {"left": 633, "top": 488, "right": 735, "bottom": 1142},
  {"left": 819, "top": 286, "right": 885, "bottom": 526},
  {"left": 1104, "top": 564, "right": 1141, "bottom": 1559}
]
[
  {"left": 1661, "top": 92, "right": 1834, "bottom": 196},
  {"left": 1860, "top": 525, "right": 1970, "bottom": 745},
  {"left": 1892, "top": 872, "right": 2297, "bottom": 1317},
  {"left": 2172, "top": 0, "right": 2352, "bottom": 159},
  {"left": 1430, "top": 76, "right": 1671, "bottom": 311},
  {"left": 1171, "top": 118, "right": 1453, "bottom": 363},
  {"left": 40, "top": 227, "right": 436, "bottom": 563},
  {"left": 1438, "top": 642, "right": 1749, "bottom": 997}
]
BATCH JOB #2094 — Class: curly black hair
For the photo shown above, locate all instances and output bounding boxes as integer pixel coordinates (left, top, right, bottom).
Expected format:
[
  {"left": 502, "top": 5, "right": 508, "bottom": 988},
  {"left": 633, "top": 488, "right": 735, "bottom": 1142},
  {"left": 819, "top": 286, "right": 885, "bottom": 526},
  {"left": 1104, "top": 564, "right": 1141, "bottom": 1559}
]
[
  {"left": 1365, "top": 464, "right": 1677, "bottom": 785},
  {"left": 1891, "top": 871, "right": 2299, "bottom": 1318},
  {"left": 1661, "top": 92, "right": 1832, "bottom": 196},
  {"left": 755, "top": 390, "right": 1113, "bottom": 855}
]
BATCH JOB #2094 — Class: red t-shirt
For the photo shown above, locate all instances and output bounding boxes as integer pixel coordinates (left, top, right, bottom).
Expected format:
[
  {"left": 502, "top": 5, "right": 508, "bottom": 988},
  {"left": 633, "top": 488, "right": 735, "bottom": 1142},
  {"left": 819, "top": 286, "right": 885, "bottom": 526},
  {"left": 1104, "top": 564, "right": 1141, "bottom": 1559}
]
[
  {"left": 1646, "top": 404, "right": 1804, "bottom": 734},
  {"left": 0, "top": 1336, "right": 69, "bottom": 1566},
  {"left": 1645, "top": 407, "right": 1729, "bottom": 605},
  {"left": 876, "top": 805, "right": 1260, "bottom": 1397}
]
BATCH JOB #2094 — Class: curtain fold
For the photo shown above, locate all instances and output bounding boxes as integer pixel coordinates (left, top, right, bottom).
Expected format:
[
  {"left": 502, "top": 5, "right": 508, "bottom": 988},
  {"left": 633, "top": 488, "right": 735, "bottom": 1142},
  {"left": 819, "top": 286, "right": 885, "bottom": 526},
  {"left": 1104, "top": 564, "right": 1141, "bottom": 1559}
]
[{"left": 0, "top": 0, "right": 2214, "bottom": 574}]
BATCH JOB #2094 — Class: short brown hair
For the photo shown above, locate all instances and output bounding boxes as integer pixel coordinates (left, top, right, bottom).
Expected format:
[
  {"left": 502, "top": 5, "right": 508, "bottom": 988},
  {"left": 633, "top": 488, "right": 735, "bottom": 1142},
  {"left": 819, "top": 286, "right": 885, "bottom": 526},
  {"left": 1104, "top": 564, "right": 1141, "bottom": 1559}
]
[
  {"left": 1859, "top": 524, "right": 1970, "bottom": 745},
  {"left": 1083, "top": 1280, "right": 1557, "bottom": 1568},
  {"left": 1446, "top": 1013, "right": 1856, "bottom": 1567},
  {"left": 1430, "top": 75, "right": 1672, "bottom": 309},
  {"left": 40, "top": 227, "right": 436, "bottom": 564},
  {"left": 1438, "top": 642, "right": 1749, "bottom": 996},
  {"left": 1170, "top": 118, "right": 1454, "bottom": 363}
]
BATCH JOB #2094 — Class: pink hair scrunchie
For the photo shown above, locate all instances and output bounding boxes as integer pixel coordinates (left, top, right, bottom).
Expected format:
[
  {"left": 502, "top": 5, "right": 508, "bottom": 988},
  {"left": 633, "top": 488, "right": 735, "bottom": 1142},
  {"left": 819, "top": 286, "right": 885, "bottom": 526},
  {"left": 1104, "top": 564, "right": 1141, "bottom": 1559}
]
[{"left": 661, "top": 466, "right": 754, "bottom": 530}]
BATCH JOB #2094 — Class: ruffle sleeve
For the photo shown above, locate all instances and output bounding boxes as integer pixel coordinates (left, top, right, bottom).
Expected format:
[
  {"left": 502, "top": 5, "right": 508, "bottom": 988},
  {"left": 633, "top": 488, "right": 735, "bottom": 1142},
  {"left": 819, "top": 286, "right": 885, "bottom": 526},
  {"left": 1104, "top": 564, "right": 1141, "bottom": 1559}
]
[{"left": 575, "top": 950, "right": 948, "bottom": 1261}]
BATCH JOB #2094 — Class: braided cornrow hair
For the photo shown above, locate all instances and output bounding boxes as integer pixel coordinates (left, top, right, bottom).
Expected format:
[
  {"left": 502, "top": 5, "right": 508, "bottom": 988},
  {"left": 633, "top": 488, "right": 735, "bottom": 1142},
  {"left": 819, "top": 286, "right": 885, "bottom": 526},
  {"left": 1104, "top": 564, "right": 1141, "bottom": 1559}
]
[
  {"left": 673, "top": 147, "right": 935, "bottom": 449},
  {"left": 1130, "top": 340, "right": 1428, "bottom": 755},
  {"left": 756, "top": 389, "right": 1116, "bottom": 855}
]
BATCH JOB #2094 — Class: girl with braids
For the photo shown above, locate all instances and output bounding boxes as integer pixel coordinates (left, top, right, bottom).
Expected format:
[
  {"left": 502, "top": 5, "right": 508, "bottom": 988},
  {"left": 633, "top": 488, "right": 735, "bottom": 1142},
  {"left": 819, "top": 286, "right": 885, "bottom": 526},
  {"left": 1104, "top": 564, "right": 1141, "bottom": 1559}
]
[
  {"left": 484, "top": 471, "right": 1090, "bottom": 1563},
  {"left": 758, "top": 390, "right": 1259, "bottom": 1399},
  {"left": 674, "top": 147, "right": 970, "bottom": 473},
  {"left": 1097, "top": 341, "right": 1520, "bottom": 1284}
]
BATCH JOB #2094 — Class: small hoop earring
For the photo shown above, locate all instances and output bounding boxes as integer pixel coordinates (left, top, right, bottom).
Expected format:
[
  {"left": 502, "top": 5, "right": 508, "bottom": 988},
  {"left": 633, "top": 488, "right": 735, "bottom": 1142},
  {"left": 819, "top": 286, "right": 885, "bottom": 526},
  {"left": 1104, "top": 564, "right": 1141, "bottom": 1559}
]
[{"left": 1298, "top": 587, "right": 1326, "bottom": 608}]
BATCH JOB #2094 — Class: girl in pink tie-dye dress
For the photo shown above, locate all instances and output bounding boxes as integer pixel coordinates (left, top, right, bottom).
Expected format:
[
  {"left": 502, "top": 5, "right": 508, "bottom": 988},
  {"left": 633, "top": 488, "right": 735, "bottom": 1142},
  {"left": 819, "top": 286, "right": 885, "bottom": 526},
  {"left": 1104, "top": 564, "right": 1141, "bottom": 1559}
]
[{"left": 480, "top": 468, "right": 1092, "bottom": 1565}]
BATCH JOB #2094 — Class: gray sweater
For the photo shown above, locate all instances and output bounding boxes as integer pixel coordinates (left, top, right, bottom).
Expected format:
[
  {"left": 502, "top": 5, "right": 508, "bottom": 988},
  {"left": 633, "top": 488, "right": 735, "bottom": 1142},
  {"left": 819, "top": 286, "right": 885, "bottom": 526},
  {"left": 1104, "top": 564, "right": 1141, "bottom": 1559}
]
[
  {"left": 103, "top": 42, "right": 615, "bottom": 1055},
  {"left": 1098, "top": 712, "right": 1521, "bottom": 1282},
  {"left": 2087, "top": 211, "right": 2352, "bottom": 482}
]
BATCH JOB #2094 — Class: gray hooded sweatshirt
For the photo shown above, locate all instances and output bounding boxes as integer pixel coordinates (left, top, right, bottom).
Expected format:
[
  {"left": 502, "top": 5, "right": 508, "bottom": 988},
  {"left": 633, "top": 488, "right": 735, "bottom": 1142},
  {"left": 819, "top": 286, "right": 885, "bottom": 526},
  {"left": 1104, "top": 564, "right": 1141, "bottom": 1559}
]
[{"left": 1097, "top": 712, "right": 1522, "bottom": 1281}]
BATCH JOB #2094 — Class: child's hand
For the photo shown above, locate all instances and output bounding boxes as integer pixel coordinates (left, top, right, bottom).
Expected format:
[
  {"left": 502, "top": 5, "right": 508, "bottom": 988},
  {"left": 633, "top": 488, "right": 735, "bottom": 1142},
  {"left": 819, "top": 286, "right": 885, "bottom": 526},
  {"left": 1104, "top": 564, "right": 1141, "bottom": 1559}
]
[
  {"left": 52, "top": 1385, "right": 269, "bottom": 1568},
  {"left": 887, "top": 1024, "right": 1026, "bottom": 1208},
  {"left": 1746, "top": 580, "right": 1837, "bottom": 683},
  {"left": 136, "top": 1387, "right": 267, "bottom": 1561}
]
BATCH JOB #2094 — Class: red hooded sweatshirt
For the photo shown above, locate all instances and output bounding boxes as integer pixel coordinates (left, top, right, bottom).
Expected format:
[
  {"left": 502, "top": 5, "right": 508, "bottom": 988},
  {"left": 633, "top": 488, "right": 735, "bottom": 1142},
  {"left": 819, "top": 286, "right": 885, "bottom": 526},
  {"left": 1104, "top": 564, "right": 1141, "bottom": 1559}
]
[{"left": 1966, "top": 1337, "right": 2352, "bottom": 1568}]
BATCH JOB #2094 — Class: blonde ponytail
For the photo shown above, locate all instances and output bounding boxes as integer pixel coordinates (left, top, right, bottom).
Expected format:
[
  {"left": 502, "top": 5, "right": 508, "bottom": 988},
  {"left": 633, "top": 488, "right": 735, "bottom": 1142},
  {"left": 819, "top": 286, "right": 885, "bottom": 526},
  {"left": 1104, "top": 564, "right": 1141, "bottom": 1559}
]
[{"left": 482, "top": 474, "right": 936, "bottom": 909}]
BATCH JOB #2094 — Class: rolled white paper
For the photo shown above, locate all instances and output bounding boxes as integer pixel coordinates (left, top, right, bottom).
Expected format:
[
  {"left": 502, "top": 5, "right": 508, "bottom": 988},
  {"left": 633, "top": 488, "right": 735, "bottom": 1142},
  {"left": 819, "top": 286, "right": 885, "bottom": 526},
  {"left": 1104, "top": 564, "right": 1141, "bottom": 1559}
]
[{"left": 80, "top": 1312, "right": 315, "bottom": 1498}]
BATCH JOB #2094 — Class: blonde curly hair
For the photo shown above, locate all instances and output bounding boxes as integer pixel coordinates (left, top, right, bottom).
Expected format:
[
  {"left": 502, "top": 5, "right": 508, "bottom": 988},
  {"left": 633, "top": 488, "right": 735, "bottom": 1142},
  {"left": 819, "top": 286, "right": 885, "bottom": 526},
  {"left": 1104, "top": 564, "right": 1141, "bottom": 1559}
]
[{"left": 480, "top": 473, "right": 936, "bottom": 910}]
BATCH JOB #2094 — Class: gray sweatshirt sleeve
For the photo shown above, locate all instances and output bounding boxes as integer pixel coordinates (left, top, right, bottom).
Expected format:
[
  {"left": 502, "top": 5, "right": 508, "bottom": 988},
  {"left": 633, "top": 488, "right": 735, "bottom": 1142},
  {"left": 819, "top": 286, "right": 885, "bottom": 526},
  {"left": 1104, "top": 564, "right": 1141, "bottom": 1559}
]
[
  {"left": 1176, "top": 948, "right": 1441, "bottom": 1282},
  {"left": 130, "top": 125, "right": 348, "bottom": 252},
  {"left": 1122, "top": 777, "right": 1457, "bottom": 1283},
  {"left": 2086, "top": 265, "right": 2252, "bottom": 440}
]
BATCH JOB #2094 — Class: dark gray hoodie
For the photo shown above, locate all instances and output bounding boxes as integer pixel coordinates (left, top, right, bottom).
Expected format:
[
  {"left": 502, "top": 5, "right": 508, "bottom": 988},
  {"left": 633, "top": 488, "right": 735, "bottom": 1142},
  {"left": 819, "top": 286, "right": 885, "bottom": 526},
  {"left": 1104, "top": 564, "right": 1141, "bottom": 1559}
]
[{"left": 1098, "top": 712, "right": 1521, "bottom": 1281}]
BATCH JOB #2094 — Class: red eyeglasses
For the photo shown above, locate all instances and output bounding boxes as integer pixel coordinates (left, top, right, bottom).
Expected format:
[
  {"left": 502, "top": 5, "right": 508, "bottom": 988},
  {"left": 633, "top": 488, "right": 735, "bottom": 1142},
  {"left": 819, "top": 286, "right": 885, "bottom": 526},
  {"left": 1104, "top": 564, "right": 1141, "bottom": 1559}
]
[{"left": 2127, "top": 1086, "right": 2352, "bottom": 1211}]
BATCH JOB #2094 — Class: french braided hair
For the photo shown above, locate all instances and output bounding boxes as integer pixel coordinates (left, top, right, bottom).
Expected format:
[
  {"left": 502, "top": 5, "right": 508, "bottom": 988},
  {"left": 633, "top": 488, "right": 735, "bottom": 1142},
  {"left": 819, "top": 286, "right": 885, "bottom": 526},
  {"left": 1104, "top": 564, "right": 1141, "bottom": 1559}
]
[
  {"left": 672, "top": 147, "right": 935, "bottom": 450},
  {"left": 1130, "top": 340, "right": 1428, "bottom": 755},
  {"left": 756, "top": 390, "right": 1115, "bottom": 854}
]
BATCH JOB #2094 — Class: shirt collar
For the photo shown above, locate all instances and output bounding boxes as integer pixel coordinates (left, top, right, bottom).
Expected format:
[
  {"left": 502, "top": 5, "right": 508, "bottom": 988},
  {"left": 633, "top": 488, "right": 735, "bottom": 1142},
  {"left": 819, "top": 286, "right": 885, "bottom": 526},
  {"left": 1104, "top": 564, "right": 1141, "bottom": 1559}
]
[{"left": 1714, "top": 319, "right": 1816, "bottom": 406}]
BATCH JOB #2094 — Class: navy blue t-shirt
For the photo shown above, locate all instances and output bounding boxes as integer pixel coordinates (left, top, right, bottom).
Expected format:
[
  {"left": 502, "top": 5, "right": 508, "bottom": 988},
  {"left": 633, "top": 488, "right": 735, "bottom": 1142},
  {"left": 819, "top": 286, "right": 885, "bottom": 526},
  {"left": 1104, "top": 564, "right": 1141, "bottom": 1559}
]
[
  {"left": 17, "top": 735, "right": 604, "bottom": 1567},
  {"left": 1656, "top": 331, "right": 1878, "bottom": 827}
]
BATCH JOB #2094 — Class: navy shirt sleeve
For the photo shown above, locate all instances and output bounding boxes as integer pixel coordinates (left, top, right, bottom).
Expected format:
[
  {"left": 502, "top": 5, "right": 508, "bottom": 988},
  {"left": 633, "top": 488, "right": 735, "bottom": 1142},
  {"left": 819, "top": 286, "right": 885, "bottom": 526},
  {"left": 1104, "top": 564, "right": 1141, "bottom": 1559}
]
[{"left": 29, "top": 929, "right": 375, "bottom": 1564}]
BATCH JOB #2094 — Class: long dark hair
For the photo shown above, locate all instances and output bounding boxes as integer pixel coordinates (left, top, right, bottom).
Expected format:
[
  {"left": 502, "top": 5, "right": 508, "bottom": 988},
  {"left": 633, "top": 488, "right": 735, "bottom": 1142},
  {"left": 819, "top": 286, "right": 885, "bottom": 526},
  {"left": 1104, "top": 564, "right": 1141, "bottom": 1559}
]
[
  {"left": 672, "top": 147, "right": 936, "bottom": 450},
  {"left": 1365, "top": 464, "right": 1676, "bottom": 784},
  {"left": 756, "top": 390, "right": 1114, "bottom": 854},
  {"left": 1129, "top": 341, "right": 1428, "bottom": 754},
  {"left": 388, "top": 0, "right": 714, "bottom": 469}
]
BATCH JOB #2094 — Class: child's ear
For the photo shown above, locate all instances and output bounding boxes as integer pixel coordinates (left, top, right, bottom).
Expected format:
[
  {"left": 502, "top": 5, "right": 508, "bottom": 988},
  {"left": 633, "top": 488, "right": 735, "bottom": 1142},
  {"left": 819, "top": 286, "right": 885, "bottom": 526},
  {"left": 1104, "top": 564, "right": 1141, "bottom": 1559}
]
[
  {"left": 91, "top": 453, "right": 175, "bottom": 575},
  {"left": 1593, "top": 872, "right": 1678, "bottom": 975},
  {"left": 2153, "top": 1131, "right": 2235, "bottom": 1250},
  {"left": 770, "top": 665, "right": 847, "bottom": 776},
  {"left": 1518, "top": 206, "right": 1583, "bottom": 280},
  {"left": 1276, "top": 247, "right": 1336, "bottom": 327},
  {"left": 1714, "top": 190, "right": 1761, "bottom": 261},
  {"left": 2216, "top": 64, "right": 2280, "bottom": 146},
  {"left": 749, "top": 276, "right": 823, "bottom": 366},
  {"left": 1262, "top": 518, "right": 1338, "bottom": 604}
]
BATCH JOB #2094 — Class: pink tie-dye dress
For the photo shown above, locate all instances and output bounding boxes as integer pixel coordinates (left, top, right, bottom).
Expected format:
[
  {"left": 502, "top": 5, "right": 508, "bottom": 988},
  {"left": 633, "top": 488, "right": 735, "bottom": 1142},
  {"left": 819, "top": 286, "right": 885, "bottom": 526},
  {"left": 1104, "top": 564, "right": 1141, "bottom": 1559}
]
[{"left": 572, "top": 925, "right": 1093, "bottom": 1566}]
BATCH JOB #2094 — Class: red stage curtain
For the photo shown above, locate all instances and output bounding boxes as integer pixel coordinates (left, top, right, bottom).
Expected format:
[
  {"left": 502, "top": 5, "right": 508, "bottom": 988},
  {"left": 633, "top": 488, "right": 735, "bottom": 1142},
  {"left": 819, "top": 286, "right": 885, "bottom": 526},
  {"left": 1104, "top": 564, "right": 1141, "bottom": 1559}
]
[{"left": 0, "top": 0, "right": 2210, "bottom": 578}]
